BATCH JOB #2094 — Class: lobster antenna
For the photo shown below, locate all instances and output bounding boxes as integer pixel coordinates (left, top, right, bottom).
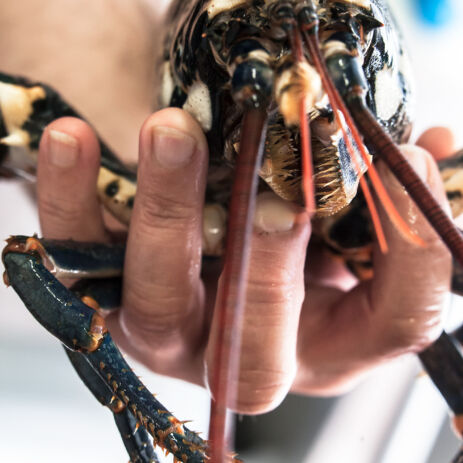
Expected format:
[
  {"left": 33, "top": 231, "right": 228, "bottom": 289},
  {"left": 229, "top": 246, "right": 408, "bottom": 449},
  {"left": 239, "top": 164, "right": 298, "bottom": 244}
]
[
  {"left": 349, "top": 96, "right": 463, "bottom": 267},
  {"left": 208, "top": 108, "right": 269, "bottom": 462},
  {"left": 301, "top": 27, "right": 426, "bottom": 249},
  {"left": 297, "top": 25, "right": 388, "bottom": 252},
  {"left": 290, "top": 28, "right": 316, "bottom": 214}
]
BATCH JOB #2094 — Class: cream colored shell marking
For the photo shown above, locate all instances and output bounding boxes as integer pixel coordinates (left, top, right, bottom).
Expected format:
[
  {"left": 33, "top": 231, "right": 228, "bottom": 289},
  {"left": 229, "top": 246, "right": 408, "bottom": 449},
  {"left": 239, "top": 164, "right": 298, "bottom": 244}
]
[
  {"left": 374, "top": 67, "right": 404, "bottom": 121},
  {"left": 326, "top": 0, "right": 371, "bottom": 9},
  {"left": 0, "top": 82, "right": 46, "bottom": 147},
  {"left": 203, "top": 203, "right": 227, "bottom": 256},
  {"left": 183, "top": 81, "right": 213, "bottom": 132},
  {"left": 97, "top": 167, "right": 137, "bottom": 225},
  {"left": 274, "top": 61, "right": 323, "bottom": 127},
  {"left": 160, "top": 61, "right": 175, "bottom": 108},
  {"left": 441, "top": 165, "right": 463, "bottom": 218},
  {"left": 207, "top": 0, "right": 249, "bottom": 18}
]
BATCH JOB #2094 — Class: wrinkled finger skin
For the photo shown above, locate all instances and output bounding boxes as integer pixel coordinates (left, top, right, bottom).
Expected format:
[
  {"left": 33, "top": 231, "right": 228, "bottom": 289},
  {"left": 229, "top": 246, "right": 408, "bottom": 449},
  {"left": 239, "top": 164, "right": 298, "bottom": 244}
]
[{"left": 37, "top": 115, "right": 453, "bottom": 414}]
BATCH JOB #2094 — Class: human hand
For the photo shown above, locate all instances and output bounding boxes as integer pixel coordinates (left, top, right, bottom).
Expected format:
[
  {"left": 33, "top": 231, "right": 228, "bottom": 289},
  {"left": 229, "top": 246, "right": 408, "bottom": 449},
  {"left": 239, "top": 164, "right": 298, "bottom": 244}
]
[
  {"left": 36, "top": 111, "right": 452, "bottom": 414},
  {"left": 293, "top": 127, "right": 453, "bottom": 394}
]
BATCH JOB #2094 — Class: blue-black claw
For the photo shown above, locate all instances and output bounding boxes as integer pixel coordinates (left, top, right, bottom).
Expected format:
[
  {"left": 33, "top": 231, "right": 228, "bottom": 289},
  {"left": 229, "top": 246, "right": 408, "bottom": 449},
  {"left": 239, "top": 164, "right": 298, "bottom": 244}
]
[
  {"left": 3, "top": 239, "right": 209, "bottom": 462},
  {"left": 3, "top": 251, "right": 106, "bottom": 352},
  {"left": 419, "top": 332, "right": 463, "bottom": 439},
  {"left": 3, "top": 235, "right": 125, "bottom": 279},
  {"left": 453, "top": 446, "right": 463, "bottom": 463},
  {"left": 71, "top": 278, "right": 122, "bottom": 311},
  {"left": 66, "top": 349, "right": 160, "bottom": 463}
]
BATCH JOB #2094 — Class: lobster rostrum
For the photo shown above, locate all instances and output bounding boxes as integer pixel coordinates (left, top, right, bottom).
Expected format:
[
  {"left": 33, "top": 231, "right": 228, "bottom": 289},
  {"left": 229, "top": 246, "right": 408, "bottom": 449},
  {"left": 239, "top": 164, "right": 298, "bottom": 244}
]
[{"left": 1, "top": 0, "right": 463, "bottom": 461}]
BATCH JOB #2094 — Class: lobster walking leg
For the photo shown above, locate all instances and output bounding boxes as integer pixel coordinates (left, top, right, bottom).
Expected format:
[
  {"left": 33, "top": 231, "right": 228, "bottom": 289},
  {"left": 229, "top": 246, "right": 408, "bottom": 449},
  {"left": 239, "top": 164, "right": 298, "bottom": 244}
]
[
  {"left": 453, "top": 447, "right": 463, "bottom": 463},
  {"left": 66, "top": 277, "right": 160, "bottom": 462},
  {"left": 418, "top": 333, "right": 463, "bottom": 436},
  {"left": 2, "top": 238, "right": 208, "bottom": 462},
  {"left": 0, "top": 73, "right": 137, "bottom": 224},
  {"left": 66, "top": 349, "right": 160, "bottom": 463}
]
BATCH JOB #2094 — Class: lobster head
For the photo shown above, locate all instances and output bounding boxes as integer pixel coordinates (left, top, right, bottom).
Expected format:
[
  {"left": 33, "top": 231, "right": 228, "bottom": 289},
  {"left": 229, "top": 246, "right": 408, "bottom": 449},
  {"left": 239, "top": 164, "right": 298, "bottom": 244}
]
[{"left": 161, "top": 0, "right": 413, "bottom": 218}]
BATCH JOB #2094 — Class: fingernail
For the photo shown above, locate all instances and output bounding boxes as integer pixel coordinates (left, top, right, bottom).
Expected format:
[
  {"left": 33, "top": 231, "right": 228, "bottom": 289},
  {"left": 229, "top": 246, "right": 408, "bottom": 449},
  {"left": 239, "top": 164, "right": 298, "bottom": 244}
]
[
  {"left": 254, "top": 192, "right": 296, "bottom": 233},
  {"left": 48, "top": 130, "right": 79, "bottom": 168},
  {"left": 152, "top": 126, "right": 196, "bottom": 169}
]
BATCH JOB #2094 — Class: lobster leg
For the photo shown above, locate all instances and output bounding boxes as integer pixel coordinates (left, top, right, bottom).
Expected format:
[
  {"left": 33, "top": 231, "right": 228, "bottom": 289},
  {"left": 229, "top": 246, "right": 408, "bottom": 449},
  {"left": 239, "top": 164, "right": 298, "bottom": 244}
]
[
  {"left": 2, "top": 237, "right": 208, "bottom": 462},
  {"left": 0, "top": 72, "right": 137, "bottom": 224},
  {"left": 65, "top": 349, "right": 160, "bottom": 463},
  {"left": 71, "top": 277, "right": 123, "bottom": 311},
  {"left": 67, "top": 277, "right": 159, "bottom": 463},
  {"left": 453, "top": 447, "right": 463, "bottom": 463},
  {"left": 418, "top": 333, "right": 463, "bottom": 437}
]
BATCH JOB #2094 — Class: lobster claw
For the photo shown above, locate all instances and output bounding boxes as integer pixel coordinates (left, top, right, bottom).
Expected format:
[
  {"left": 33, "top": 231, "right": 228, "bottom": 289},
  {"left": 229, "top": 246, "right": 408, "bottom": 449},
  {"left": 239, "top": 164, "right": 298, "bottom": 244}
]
[{"left": 3, "top": 237, "right": 208, "bottom": 462}]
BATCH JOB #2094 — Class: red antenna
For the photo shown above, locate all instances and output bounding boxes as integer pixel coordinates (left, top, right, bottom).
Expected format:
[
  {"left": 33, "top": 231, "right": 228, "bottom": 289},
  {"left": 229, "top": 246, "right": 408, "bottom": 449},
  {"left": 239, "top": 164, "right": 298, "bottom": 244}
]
[
  {"left": 302, "top": 27, "right": 426, "bottom": 249},
  {"left": 290, "top": 28, "right": 316, "bottom": 214}
]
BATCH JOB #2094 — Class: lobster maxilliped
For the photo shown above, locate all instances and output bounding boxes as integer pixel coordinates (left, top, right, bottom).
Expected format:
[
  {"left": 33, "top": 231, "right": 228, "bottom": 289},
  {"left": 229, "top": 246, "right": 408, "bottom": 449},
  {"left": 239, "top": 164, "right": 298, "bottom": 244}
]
[{"left": 1, "top": 0, "right": 463, "bottom": 461}]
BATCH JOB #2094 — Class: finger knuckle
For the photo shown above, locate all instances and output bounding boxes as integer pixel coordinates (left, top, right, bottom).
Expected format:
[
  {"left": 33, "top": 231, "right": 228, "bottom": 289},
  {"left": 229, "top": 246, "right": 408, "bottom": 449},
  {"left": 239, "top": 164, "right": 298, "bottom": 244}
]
[
  {"left": 125, "top": 280, "right": 194, "bottom": 335},
  {"left": 137, "top": 189, "right": 198, "bottom": 231},
  {"left": 39, "top": 196, "right": 83, "bottom": 227}
]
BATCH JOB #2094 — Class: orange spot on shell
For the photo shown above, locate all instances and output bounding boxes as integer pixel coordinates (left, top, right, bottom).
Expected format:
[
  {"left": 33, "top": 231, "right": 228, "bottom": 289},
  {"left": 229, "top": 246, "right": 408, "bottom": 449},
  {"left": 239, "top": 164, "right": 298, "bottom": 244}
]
[
  {"left": 109, "top": 397, "right": 125, "bottom": 414},
  {"left": 86, "top": 312, "right": 107, "bottom": 352},
  {"left": 81, "top": 296, "right": 100, "bottom": 312}
]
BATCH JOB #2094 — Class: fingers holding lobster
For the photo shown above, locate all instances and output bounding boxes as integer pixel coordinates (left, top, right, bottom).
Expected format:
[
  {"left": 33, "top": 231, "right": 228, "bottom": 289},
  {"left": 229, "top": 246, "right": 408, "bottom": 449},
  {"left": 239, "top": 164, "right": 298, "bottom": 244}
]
[{"left": 35, "top": 106, "right": 317, "bottom": 419}]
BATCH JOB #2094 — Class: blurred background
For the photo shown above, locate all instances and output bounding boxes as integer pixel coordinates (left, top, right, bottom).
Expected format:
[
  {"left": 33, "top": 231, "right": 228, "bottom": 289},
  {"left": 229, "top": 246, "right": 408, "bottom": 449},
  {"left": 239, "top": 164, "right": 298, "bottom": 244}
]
[{"left": 1, "top": 0, "right": 463, "bottom": 462}]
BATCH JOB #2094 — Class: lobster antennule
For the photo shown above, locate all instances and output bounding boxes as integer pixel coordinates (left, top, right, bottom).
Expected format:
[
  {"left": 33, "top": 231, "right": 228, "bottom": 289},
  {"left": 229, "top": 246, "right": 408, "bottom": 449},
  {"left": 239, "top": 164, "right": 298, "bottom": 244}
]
[
  {"left": 208, "top": 108, "right": 269, "bottom": 462},
  {"left": 297, "top": 25, "right": 387, "bottom": 253},
  {"left": 290, "top": 27, "right": 316, "bottom": 214},
  {"left": 299, "top": 97, "right": 315, "bottom": 213},
  {"left": 301, "top": 27, "right": 425, "bottom": 250}
]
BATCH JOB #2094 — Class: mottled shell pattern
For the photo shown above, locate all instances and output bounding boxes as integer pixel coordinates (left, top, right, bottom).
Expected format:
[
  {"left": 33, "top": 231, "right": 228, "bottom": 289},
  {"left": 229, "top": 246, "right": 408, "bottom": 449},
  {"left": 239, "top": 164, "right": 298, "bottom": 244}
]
[{"left": 159, "top": 0, "right": 412, "bottom": 224}]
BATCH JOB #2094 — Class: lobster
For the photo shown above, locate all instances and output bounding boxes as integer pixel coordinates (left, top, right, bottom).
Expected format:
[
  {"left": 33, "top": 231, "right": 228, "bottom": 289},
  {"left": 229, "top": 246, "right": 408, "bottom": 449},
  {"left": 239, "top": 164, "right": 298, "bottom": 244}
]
[{"left": 1, "top": 0, "right": 463, "bottom": 461}]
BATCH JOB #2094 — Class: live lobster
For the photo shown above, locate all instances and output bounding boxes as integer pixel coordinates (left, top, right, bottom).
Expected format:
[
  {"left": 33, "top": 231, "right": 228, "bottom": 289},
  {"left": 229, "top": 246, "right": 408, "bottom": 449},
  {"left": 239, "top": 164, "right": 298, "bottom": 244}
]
[{"left": 1, "top": 0, "right": 463, "bottom": 462}]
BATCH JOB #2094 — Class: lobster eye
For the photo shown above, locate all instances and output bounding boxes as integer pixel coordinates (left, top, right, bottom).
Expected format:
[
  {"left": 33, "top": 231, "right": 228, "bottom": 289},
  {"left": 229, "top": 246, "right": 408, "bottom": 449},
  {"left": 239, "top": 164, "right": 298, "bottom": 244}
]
[
  {"left": 231, "top": 59, "right": 274, "bottom": 108},
  {"left": 229, "top": 39, "right": 274, "bottom": 108}
]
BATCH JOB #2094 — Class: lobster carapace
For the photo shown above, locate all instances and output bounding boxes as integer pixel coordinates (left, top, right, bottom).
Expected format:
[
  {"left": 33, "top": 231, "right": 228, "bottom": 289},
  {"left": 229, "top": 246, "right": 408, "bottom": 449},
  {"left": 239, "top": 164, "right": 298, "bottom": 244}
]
[{"left": 163, "top": 0, "right": 412, "bottom": 218}]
